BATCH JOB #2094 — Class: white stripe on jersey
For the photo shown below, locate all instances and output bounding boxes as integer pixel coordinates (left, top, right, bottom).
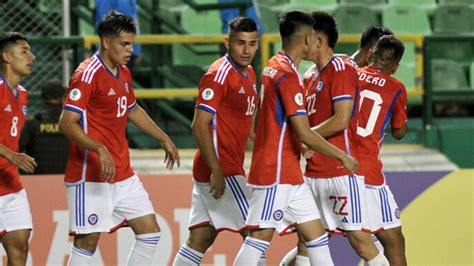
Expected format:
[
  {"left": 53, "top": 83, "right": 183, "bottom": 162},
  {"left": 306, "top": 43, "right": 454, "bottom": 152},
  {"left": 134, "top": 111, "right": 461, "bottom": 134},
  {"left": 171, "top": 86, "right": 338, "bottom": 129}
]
[
  {"left": 275, "top": 121, "right": 287, "bottom": 185},
  {"left": 81, "top": 57, "right": 100, "bottom": 83},
  {"left": 214, "top": 59, "right": 228, "bottom": 83},
  {"left": 332, "top": 94, "right": 352, "bottom": 101},
  {"left": 18, "top": 85, "right": 26, "bottom": 92},
  {"left": 214, "top": 60, "right": 232, "bottom": 85},
  {"left": 332, "top": 57, "right": 345, "bottom": 72},
  {"left": 85, "top": 60, "right": 102, "bottom": 84},
  {"left": 218, "top": 63, "right": 232, "bottom": 85}
]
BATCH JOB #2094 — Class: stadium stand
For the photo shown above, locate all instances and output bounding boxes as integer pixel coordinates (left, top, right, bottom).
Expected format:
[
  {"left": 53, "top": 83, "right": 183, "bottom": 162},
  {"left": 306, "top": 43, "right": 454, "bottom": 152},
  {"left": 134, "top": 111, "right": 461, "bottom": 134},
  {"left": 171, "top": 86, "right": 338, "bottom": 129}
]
[
  {"left": 387, "top": 0, "right": 437, "bottom": 15},
  {"left": 333, "top": 4, "right": 379, "bottom": 34},
  {"left": 431, "top": 59, "right": 469, "bottom": 91},
  {"left": 382, "top": 5, "right": 431, "bottom": 35}
]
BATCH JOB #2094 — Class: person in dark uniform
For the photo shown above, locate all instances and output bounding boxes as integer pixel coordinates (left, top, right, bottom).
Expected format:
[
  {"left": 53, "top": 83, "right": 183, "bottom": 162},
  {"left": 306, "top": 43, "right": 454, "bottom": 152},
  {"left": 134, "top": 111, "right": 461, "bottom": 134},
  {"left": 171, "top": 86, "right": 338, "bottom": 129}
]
[{"left": 20, "top": 80, "right": 68, "bottom": 174}]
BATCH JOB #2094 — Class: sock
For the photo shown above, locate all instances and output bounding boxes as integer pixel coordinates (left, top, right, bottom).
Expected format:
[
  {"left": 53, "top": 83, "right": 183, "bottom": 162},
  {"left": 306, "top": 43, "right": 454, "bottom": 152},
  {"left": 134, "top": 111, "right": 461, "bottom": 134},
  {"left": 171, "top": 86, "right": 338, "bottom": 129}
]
[
  {"left": 257, "top": 253, "right": 267, "bottom": 266},
  {"left": 126, "top": 232, "right": 161, "bottom": 265},
  {"left": 67, "top": 245, "right": 94, "bottom": 266},
  {"left": 373, "top": 235, "right": 385, "bottom": 253},
  {"left": 305, "top": 233, "right": 334, "bottom": 266},
  {"left": 295, "top": 255, "right": 310, "bottom": 266},
  {"left": 234, "top": 237, "right": 270, "bottom": 265},
  {"left": 280, "top": 247, "right": 297, "bottom": 266},
  {"left": 366, "top": 251, "right": 389, "bottom": 266},
  {"left": 173, "top": 243, "right": 204, "bottom": 266}
]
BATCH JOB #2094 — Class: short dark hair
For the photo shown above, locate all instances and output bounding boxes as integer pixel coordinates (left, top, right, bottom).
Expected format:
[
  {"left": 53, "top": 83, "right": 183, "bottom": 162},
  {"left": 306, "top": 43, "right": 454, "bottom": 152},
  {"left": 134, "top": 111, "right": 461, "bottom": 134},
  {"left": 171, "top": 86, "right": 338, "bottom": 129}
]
[
  {"left": 97, "top": 11, "right": 137, "bottom": 38},
  {"left": 359, "top": 25, "right": 393, "bottom": 49},
  {"left": 372, "top": 35, "right": 405, "bottom": 65},
  {"left": 38, "top": 80, "right": 65, "bottom": 100},
  {"left": 311, "top": 11, "right": 338, "bottom": 49},
  {"left": 228, "top": 16, "right": 258, "bottom": 39},
  {"left": 279, "top": 11, "right": 314, "bottom": 41},
  {"left": 0, "top": 32, "right": 27, "bottom": 54}
]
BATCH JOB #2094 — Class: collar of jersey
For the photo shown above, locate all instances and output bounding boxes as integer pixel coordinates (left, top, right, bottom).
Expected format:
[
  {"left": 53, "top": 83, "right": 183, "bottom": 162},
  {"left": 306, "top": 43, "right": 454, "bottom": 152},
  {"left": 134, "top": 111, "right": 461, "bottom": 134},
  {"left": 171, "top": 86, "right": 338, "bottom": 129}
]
[
  {"left": 224, "top": 54, "right": 249, "bottom": 79},
  {"left": 0, "top": 74, "right": 19, "bottom": 100},
  {"left": 94, "top": 53, "right": 120, "bottom": 79}
]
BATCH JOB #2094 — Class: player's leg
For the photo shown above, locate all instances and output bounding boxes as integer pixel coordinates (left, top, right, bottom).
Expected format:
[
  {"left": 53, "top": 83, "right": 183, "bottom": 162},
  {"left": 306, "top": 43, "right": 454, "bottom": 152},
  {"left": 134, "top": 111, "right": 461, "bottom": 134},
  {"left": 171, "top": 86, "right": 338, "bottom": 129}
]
[
  {"left": 174, "top": 225, "right": 217, "bottom": 266},
  {"left": 114, "top": 176, "right": 161, "bottom": 266},
  {"left": 346, "top": 230, "right": 388, "bottom": 263},
  {"left": 1, "top": 229, "right": 30, "bottom": 265},
  {"left": 295, "top": 219, "right": 333, "bottom": 265},
  {"left": 0, "top": 189, "right": 34, "bottom": 265},
  {"left": 68, "top": 233, "right": 101, "bottom": 265},
  {"left": 234, "top": 228, "right": 274, "bottom": 266},
  {"left": 376, "top": 226, "right": 406, "bottom": 266},
  {"left": 239, "top": 229, "right": 267, "bottom": 266}
]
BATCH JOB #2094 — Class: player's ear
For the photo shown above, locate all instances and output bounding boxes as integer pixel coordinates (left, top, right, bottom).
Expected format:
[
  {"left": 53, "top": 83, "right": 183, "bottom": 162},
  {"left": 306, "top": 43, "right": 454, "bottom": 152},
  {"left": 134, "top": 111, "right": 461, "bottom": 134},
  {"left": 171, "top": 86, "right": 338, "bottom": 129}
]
[
  {"left": 101, "top": 36, "right": 110, "bottom": 50},
  {"left": 1, "top": 50, "right": 11, "bottom": 64},
  {"left": 366, "top": 48, "right": 373, "bottom": 64},
  {"left": 391, "top": 63, "right": 399, "bottom": 74},
  {"left": 224, "top": 35, "right": 230, "bottom": 50}
]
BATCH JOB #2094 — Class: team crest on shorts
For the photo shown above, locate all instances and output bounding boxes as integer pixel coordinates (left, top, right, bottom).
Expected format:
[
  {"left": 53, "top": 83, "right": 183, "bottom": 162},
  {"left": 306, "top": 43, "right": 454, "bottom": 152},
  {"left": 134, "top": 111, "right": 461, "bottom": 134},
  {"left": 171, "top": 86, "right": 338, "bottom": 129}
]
[
  {"left": 88, "top": 214, "right": 98, "bottom": 225},
  {"left": 273, "top": 210, "right": 284, "bottom": 221},
  {"left": 316, "top": 80, "right": 324, "bottom": 92},
  {"left": 394, "top": 208, "right": 400, "bottom": 219},
  {"left": 21, "top": 104, "right": 27, "bottom": 115}
]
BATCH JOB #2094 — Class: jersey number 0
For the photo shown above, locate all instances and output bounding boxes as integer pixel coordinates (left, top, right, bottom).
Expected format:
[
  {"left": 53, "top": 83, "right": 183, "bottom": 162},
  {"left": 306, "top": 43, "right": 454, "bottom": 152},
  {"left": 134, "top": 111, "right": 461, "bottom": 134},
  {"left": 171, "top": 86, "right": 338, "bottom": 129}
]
[{"left": 356, "top": 90, "right": 382, "bottom": 137}]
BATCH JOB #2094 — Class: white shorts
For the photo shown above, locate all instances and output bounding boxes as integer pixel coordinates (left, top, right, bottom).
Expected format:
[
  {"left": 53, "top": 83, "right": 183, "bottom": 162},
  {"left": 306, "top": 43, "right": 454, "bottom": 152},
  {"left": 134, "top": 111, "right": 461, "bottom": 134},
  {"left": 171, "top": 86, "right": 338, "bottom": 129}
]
[
  {"left": 305, "top": 175, "right": 369, "bottom": 234},
  {"left": 245, "top": 184, "right": 320, "bottom": 235},
  {"left": 67, "top": 175, "right": 155, "bottom": 235},
  {"left": 0, "top": 189, "right": 33, "bottom": 236},
  {"left": 189, "top": 175, "right": 251, "bottom": 232},
  {"left": 365, "top": 184, "right": 402, "bottom": 233}
]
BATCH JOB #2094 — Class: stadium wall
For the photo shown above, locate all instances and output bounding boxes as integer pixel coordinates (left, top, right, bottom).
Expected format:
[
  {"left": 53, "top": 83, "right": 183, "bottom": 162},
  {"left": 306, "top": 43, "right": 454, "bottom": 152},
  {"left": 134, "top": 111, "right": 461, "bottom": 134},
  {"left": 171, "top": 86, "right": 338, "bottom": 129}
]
[{"left": 1, "top": 170, "right": 472, "bottom": 265}]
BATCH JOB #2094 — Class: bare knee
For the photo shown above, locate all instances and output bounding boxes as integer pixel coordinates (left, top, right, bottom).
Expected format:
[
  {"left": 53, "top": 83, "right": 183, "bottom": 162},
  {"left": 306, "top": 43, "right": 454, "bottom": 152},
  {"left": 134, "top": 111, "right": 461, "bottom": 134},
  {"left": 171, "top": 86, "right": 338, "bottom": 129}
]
[
  {"left": 74, "top": 233, "right": 101, "bottom": 252},
  {"left": 186, "top": 226, "right": 217, "bottom": 253},
  {"left": 347, "top": 231, "right": 379, "bottom": 260},
  {"left": 2, "top": 229, "right": 30, "bottom": 262}
]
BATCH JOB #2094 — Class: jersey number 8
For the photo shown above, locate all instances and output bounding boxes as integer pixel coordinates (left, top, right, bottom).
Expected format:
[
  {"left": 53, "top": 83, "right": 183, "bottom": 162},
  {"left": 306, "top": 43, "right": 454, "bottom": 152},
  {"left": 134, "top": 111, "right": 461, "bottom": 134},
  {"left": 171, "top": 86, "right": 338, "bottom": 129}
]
[{"left": 10, "top": 116, "right": 19, "bottom": 137}]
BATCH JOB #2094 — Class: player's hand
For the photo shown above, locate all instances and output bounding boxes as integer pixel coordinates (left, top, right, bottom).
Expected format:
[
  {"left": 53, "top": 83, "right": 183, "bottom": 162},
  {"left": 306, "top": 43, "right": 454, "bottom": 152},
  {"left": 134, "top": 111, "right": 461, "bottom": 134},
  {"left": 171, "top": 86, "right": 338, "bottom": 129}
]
[
  {"left": 97, "top": 145, "right": 115, "bottom": 182},
  {"left": 301, "top": 144, "right": 314, "bottom": 159},
  {"left": 341, "top": 155, "right": 358, "bottom": 174},
  {"left": 209, "top": 166, "right": 225, "bottom": 199},
  {"left": 161, "top": 138, "right": 180, "bottom": 169},
  {"left": 7, "top": 152, "right": 37, "bottom": 173}
]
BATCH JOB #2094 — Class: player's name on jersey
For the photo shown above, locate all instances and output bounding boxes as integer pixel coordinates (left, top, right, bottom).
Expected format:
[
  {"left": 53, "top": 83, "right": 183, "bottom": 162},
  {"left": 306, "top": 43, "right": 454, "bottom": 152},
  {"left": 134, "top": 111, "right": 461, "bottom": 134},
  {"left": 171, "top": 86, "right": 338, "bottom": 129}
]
[{"left": 358, "top": 72, "right": 386, "bottom": 87}]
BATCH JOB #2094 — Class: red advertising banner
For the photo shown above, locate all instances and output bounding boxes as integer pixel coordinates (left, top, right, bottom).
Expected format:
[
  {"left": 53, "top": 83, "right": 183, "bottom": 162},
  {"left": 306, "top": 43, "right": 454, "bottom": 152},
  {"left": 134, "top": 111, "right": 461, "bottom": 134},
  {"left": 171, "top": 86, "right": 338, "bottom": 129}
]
[{"left": 1, "top": 174, "right": 297, "bottom": 265}]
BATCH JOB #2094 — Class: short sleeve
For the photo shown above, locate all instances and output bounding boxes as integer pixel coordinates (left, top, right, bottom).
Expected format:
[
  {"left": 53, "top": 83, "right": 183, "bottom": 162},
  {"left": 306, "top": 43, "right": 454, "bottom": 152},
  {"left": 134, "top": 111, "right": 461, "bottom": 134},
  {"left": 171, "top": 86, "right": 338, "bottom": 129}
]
[
  {"left": 195, "top": 72, "right": 229, "bottom": 115},
  {"left": 330, "top": 67, "right": 358, "bottom": 103},
  {"left": 277, "top": 74, "right": 307, "bottom": 117},
  {"left": 123, "top": 68, "right": 137, "bottom": 111},
  {"left": 391, "top": 87, "right": 408, "bottom": 129},
  {"left": 63, "top": 70, "right": 95, "bottom": 115}
]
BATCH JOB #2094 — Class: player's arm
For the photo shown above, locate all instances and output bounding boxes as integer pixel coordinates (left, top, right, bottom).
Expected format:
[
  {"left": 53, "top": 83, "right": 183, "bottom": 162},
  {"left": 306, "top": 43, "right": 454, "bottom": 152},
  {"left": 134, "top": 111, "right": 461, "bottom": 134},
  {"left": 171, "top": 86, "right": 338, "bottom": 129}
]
[
  {"left": 391, "top": 124, "right": 407, "bottom": 140},
  {"left": 128, "top": 105, "right": 180, "bottom": 169},
  {"left": 290, "top": 115, "right": 358, "bottom": 173},
  {"left": 192, "top": 108, "right": 225, "bottom": 199},
  {"left": 59, "top": 109, "right": 115, "bottom": 181},
  {"left": 312, "top": 99, "right": 354, "bottom": 138},
  {"left": 0, "top": 144, "right": 37, "bottom": 173},
  {"left": 390, "top": 87, "right": 408, "bottom": 141}
]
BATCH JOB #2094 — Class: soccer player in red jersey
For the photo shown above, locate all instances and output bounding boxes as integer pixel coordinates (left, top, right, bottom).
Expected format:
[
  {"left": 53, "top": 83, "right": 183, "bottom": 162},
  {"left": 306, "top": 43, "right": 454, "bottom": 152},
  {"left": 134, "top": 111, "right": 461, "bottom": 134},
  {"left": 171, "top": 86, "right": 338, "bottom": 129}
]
[
  {"left": 351, "top": 26, "right": 394, "bottom": 68},
  {"left": 0, "top": 32, "right": 36, "bottom": 266},
  {"left": 59, "top": 11, "right": 180, "bottom": 265},
  {"left": 352, "top": 35, "right": 408, "bottom": 266},
  {"left": 172, "top": 17, "right": 261, "bottom": 266},
  {"left": 233, "top": 11, "right": 358, "bottom": 266},
  {"left": 283, "top": 12, "right": 389, "bottom": 266}
]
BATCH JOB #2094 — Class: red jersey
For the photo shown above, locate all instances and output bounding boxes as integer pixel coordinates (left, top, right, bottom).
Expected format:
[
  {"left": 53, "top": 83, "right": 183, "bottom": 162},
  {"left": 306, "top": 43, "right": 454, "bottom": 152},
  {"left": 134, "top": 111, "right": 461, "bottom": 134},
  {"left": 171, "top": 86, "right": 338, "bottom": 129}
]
[
  {"left": 0, "top": 77, "right": 28, "bottom": 195},
  {"left": 193, "top": 55, "right": 257, "bottom": 182},
  {"left": 248, "top": 51, "right": 308, "bottom": 188},
  {"left": 304, "top": 56, "right": 359, "bottom": 178},
  {"left": 63, "top": 54, "right": 136, "bottom": 185},
  {"left": 351, "top": 66, "right": 408, "bottom": 186}
]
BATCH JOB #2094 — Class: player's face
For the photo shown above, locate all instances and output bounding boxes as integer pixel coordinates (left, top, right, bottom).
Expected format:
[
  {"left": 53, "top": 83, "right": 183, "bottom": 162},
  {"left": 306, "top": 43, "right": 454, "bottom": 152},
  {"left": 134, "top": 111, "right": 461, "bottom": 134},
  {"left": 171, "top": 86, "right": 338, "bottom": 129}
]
[
  {"left": 305, "top": 31, "right": 322, "bottom": 62},
  {"left": 6, "top": 40, "right": 35, "bottom": 76},
  {"left": 226, "top": 31, "right": 259, "bottom": 71},
  {"left": 105, "top": 32, "right": 136, "bottom": 66},
  {"left": 302, "top": 28, "right": 317, "bottom": 61}
]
